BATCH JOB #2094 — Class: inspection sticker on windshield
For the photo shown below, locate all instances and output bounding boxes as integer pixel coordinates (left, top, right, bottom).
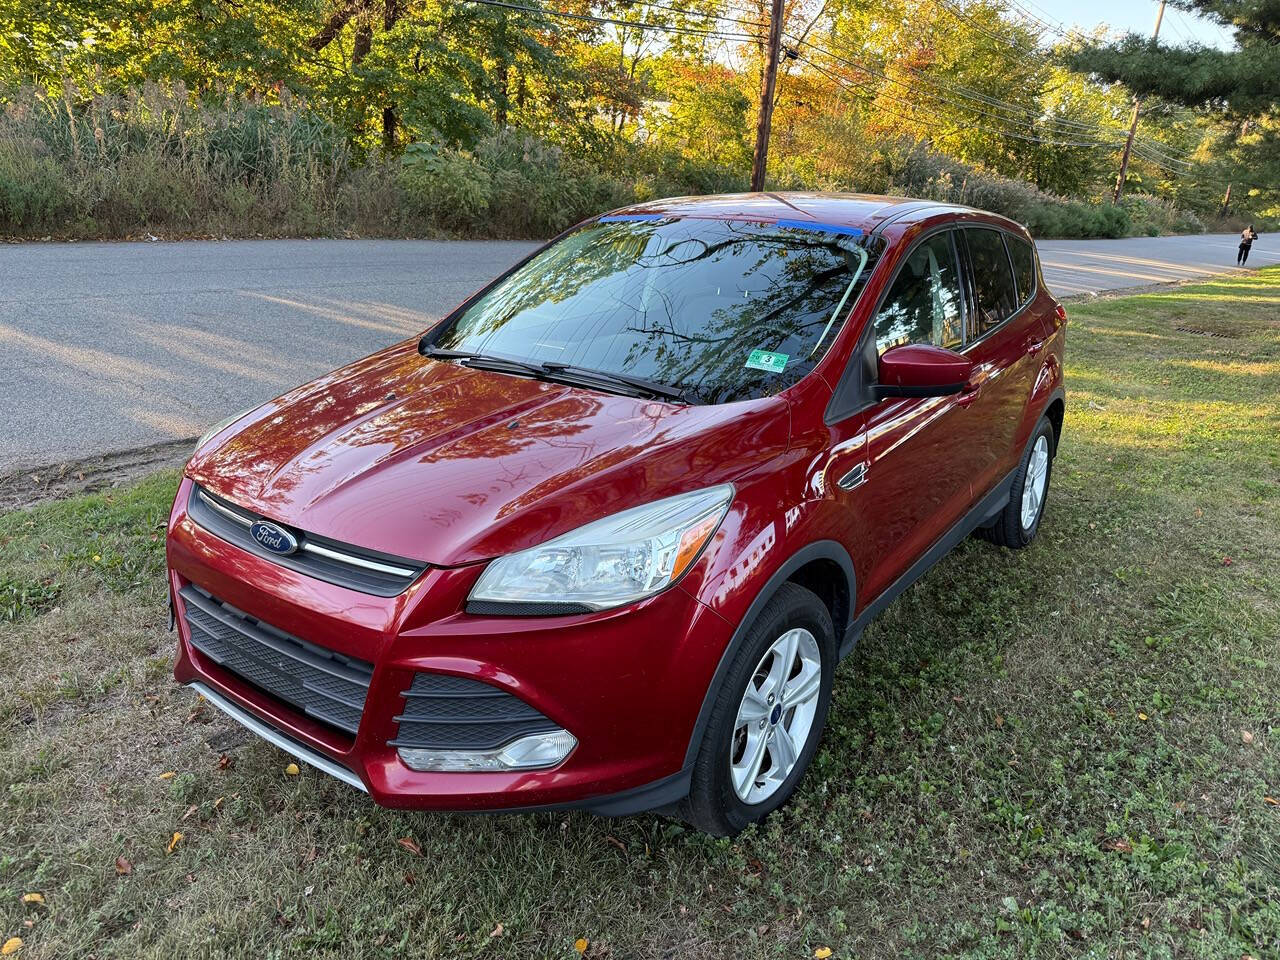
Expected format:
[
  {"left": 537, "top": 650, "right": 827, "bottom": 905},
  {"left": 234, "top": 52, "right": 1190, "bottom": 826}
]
[{"left": 746, "top": 349, "right": 789, "bottom": 373}]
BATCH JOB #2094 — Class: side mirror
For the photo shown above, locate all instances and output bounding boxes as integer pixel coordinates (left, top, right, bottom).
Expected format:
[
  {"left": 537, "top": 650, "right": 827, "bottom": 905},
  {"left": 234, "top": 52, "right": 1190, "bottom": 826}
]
[{"left": 873, "top": 343, "right": 974, "bottom": 400}]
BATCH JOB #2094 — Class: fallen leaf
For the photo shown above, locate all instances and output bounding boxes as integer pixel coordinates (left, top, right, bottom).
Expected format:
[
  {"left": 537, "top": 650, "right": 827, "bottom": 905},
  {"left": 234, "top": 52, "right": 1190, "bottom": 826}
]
[
  {"left": 403, "top": 872, "right": 415, "bottom": 886},
  {"left": 1141, "top": 916, "right": 1151, "bottom": 930},
  {"left": 1, "top": 937, "right": 21, "bottom": 955},
  {"left": 605, "top": 835, "right": 626, "bottom": 853},
  {"left": 815, "top": 949, "right": 833, "bottom": 959},
  {"left": 20, "top": 894, "right": 43, "bottom": 905},
  {"left": 1241, "top": 730, "right": 1254, "bottom": 744},
  {"left": 217, "top": 754, "right": 232, "bottom": 770},
  {"left": 115, "top": 856, "right": 133, "bottom": 875},
  {"left": 1105, "top": 837, "right": 1133, "bottom": 853},
  {"left": 574, "top": 939, "right": 589, "bottom": 955},
  {"left": 158, "top": 771, "right": 175, "bottom": 780},
  {"left": 994, "top": 715, "right": 1005, "bottom": 728},
  {"left": 489, "top": 923, "right": 504, "bottom": 938},
  {"left": 1221, "top": 556, "right": 1233, "bottom": 566},
  {"left": 181, "top": 805, "right": 198, "bottom": 821},
  {"left": 284, "top": 763, "right": 300, "bottom": 776},
  {"left": 397, "top": 837, "right": 423, "bottom": 856},
  {"left": 1264, "top": 797, "right": 1278, "bottom": 806},
  {"left": 1138, "top": 713, "right": 1149, "bottom": 721},
  {"left": 167, "top": 832, "right": 183, "bottom": 854}
]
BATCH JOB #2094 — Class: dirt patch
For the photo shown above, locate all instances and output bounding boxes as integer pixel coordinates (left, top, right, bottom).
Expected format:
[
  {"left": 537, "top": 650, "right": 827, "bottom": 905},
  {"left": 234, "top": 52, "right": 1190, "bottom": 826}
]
[{"left": 0, "top": 437, "right": 194, "bottom": 511}]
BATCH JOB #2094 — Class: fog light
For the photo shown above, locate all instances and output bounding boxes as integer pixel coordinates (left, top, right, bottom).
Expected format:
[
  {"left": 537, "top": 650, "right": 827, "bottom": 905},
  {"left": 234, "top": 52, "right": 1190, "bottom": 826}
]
[{"left": 397, "top": 729, "right": 577, "bottom": 772}]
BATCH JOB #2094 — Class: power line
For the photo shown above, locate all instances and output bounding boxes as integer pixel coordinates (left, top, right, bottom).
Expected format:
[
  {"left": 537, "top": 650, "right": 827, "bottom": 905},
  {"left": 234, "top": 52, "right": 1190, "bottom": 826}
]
[
  {"left": 791, "top": 29, "right": 1194, "bottom": 170},
  {"left": 791, "top": 50, "right": 1128, "bottom": 149},
  {"left": 456, "top": 0, "right": 1195, "bottom": 176},
  {"left": 787, "top": 34, "right": 1126, "bottom": 149},
  {"left": 458, "top": 0, "right": 757, "bottom": 41}
]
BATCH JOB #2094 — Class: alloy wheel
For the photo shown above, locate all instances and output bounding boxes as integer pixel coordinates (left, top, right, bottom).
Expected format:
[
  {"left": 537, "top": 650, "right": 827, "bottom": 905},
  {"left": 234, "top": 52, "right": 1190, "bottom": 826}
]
[
  {"left": 1020, "top": 435, "right": 1050, "bottom": 530},
  {"left": 729, "top": 627, "right": 822, "bottom": 805}
]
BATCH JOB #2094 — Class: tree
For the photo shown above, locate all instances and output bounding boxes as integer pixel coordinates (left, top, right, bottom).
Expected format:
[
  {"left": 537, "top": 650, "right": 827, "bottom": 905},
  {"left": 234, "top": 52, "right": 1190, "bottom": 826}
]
[{"left": 1067, "top": 1, "right": 1280, "bottom": 216}]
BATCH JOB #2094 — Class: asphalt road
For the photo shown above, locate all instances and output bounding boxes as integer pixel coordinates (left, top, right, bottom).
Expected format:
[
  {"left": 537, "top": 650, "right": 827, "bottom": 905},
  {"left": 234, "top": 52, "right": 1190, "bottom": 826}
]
[{"left": 2, "top": 231, "right": 1276, "bottom": 472}]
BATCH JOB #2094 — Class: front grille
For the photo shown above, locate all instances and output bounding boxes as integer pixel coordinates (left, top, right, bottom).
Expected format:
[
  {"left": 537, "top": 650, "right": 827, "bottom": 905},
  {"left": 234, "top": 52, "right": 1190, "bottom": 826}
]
[
  {"left": 389, "top": 673, "right": 560, "bottom": 751},
  {"left": 180, "top": 584, "right": 373, "bottom": 737},
  {"left": 187, "top": 485, "right": 426, "bottom": 597}
]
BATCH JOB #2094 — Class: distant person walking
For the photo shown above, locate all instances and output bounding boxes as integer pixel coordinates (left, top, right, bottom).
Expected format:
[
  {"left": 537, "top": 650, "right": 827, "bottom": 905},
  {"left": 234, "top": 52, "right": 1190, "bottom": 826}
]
[{"left": 1237, "top": 224, "right": 1259, "bottom": 265}]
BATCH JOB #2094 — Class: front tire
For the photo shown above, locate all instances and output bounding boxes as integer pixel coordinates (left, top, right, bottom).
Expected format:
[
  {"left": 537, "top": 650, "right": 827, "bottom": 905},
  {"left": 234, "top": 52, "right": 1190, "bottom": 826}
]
[
  {"left": 679, "top": 582, "right": 836, "bottom": 836},
  {"left": 981, "top": 416, "right": 1055, "bottom": 549}
]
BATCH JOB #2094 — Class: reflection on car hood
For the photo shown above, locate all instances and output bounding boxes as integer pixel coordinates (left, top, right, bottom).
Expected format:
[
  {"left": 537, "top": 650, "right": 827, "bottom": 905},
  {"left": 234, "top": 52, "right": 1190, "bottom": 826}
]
[{"left": 187, "top": 340, "right": 791, "bottom": 566}]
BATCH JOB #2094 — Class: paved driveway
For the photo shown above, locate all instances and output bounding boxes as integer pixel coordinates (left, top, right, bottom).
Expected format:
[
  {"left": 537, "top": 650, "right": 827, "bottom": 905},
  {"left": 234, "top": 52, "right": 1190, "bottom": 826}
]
[{"left": 2, "top": 232, "right": 1276, "bottom": 471}]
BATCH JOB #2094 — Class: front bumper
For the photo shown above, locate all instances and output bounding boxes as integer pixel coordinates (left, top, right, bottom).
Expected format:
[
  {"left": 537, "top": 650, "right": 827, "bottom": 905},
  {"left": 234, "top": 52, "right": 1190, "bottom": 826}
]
[{"left": 167, "top": 476, "right": 732, "bottom": 813}]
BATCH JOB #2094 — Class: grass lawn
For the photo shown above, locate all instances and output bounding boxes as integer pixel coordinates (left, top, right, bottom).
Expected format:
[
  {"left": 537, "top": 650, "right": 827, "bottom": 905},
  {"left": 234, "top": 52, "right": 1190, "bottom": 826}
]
[{"left": 1, "top": 269, "right": 1278, "bottom": 959}]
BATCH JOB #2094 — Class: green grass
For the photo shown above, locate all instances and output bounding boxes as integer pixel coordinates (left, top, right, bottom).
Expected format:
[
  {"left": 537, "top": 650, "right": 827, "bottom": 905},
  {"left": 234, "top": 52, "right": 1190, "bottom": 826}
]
[{"left": 2, "top": 271, "right": 1279, "bottom": 959}]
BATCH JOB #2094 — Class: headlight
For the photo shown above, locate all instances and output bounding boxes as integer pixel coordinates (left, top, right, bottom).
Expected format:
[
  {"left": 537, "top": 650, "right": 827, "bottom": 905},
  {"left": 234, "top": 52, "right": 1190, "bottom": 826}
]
[
  {"left": 468, "top": 484, "right": 734, "bottom": 612},
  {"left": 194, "top": 406, "right": 256, "bottom": 454}
]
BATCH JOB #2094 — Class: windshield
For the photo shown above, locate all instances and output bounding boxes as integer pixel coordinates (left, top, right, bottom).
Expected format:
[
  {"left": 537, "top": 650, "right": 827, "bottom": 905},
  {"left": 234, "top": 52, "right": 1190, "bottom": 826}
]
[{"left": 429, "top": 216, "right": 882, "bottom": 404}]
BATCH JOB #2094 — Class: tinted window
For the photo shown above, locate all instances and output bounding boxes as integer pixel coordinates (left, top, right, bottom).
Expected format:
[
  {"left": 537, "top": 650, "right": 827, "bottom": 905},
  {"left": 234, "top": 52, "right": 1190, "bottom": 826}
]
[
  {"left": 1007, "top": 235, "right": 1036, "bottom": 306},
  {"left": 434, "top": 218, "right": 881, "bottom": 405},
  {"left": 873, "top": 232, "right": 964, "bottom": 352},
  {"left": 965, "top": 228, "right": 1018, "bottom": 336}
]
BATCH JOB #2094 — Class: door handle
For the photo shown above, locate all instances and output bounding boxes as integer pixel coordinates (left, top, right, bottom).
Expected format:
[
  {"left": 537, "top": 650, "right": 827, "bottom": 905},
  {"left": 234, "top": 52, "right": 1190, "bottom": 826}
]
[
  {"left": 837, "top": 463, "right": 867, "bottom": 491},
  {"left": 1026, "top": 337, "right": 1047, "bottom": 357}
]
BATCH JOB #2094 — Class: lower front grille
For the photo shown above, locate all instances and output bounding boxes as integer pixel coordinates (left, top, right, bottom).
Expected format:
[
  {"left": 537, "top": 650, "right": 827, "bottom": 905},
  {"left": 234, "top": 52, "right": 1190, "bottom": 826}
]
[
  {"left": 180, "top": 584, "right": 373, "bottom": 737},
  {"left": 390, "top": 673, "right": 560, "bottom": 751}
]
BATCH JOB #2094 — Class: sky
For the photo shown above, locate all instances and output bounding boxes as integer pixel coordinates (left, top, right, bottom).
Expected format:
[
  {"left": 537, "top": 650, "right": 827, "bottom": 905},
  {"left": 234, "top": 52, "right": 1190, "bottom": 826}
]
[{"left": 1023, "top": 0, "right": 1238, "bottom": 49}]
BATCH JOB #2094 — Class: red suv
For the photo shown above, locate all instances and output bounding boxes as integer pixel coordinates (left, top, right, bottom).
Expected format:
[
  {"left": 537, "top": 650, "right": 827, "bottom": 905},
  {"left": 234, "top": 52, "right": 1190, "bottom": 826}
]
[{"left": 167, "top": 193, "right": 1065, "bottom": 835}]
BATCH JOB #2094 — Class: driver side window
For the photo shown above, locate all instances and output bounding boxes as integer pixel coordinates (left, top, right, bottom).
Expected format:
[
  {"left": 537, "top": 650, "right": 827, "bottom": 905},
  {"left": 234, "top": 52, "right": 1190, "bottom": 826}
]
[{"left": 873, "top": 232, "right": 964, "bottom": 353}]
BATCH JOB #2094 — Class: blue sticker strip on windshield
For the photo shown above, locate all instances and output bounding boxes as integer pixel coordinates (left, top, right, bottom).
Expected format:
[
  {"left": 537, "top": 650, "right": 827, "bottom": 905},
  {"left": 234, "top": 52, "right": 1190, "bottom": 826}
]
[
  {"left": 774, "top": 219, "right": 864, "bottom": 237},
  {"left": 599, "top": 214, "right": 666, "bottom": 222}
]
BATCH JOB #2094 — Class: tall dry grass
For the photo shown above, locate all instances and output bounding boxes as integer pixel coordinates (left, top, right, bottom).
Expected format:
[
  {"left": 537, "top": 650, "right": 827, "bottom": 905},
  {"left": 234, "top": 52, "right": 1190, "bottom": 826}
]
[{"left": 0, "top": 83, "right": 382, "bottom": 237}]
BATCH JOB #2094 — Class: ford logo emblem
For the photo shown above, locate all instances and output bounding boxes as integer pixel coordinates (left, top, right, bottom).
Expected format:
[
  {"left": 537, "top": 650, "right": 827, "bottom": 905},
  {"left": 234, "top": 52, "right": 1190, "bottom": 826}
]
[{"left": 249, "top": 520, "right": 298, "bottom": 556}]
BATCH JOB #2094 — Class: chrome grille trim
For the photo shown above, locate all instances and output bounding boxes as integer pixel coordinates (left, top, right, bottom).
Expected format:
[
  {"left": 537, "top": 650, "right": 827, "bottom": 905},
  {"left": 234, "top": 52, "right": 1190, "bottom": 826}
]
[
  {"left": 187, "top": 484, "right": 425, "bottom": 596},
  {"left": 187, "top": 681, "right": 367, "bottom": 793},
  {"left": 301, "top": 540, "right": 417, "bottom": 578}
]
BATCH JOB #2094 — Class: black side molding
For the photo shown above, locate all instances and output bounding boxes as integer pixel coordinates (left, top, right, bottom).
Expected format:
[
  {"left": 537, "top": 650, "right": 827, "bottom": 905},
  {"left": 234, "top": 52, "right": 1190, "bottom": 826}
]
[{"left": 839, "top": 468, "right": 1015, "bottom": 657}]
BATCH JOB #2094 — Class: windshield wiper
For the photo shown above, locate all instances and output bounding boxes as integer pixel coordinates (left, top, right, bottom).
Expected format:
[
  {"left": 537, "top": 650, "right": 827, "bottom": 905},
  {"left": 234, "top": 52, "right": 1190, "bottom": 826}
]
[
  {"left": 539, "top": 362, "right": 690, "bottom": 404},
  {"left": 423, "top": 344, "right": 691, "bottom": 404},
  {"left": 420, "top": 346, "right": 548, "bottom": 380}
]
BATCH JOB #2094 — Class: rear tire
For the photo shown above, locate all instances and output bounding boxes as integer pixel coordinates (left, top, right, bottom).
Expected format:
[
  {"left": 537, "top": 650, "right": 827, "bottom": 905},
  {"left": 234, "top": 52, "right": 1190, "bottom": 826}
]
[
  {"left": 980, "top": 416, "right": 1055, "bottom": 549},
  {"left": 679, "top": 582, "right": 835, "bottom": 836}
]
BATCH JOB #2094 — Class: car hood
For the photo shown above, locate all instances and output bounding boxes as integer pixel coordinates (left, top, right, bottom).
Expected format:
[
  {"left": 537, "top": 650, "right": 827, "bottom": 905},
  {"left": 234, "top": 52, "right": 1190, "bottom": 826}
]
[{"left": 187, "top": 340, "right": 791, "bottom": 566}]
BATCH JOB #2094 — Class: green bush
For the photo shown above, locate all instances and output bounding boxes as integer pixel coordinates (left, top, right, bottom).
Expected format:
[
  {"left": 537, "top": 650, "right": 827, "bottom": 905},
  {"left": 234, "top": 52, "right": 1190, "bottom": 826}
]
[
  {"left": 0, "top": 83, "right": 1203, "bottom": 242},
  {"left": 0, "top": 150, "right": 74, "bottom": 231},
  {"left": 880, "top": 144, "right": 1136, "bottom": 239}
]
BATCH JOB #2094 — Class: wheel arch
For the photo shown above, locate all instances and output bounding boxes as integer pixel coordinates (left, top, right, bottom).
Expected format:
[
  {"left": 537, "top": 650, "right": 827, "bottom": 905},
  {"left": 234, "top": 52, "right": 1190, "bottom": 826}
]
[
  {"left": 1043, "top": 391, "right": 1065, "bottom": 453},
  {"left": 682, "top": 539, "right": 855, "bottom": 769}
]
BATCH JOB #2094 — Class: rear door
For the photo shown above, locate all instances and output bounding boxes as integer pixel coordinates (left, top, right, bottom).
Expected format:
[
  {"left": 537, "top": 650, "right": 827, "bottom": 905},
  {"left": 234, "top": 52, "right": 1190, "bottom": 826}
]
[{"left": 957, "top": 228, "right": 1052, "bottom": 497}]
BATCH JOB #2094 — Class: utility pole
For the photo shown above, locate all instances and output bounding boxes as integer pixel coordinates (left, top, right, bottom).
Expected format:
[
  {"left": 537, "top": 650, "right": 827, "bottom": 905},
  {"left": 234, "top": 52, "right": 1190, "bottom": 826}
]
[
  {"left": 751, "top": 0, "right": 786, "bottom": 192},
  {"left": 1112, "top": 0, "right": 1166, "bottom": 203}
]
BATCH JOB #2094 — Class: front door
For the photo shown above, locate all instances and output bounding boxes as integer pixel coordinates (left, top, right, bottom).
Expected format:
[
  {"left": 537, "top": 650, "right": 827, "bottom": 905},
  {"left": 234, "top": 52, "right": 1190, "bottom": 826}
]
[{"left": 833, "top": 229, "right": 978, "bottom": 604}]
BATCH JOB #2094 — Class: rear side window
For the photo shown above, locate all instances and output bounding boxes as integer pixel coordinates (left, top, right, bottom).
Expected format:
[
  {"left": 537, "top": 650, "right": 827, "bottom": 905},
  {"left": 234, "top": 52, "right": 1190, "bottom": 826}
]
[
  {"left": 873, "top": 232, "right": 964, "bottom": 352},
  {"left": 1006, "top": 235, "right": 1036, "bottom": 306},
  {"left": 965, "top": 228, "right": 1018, "bottom": 336}
]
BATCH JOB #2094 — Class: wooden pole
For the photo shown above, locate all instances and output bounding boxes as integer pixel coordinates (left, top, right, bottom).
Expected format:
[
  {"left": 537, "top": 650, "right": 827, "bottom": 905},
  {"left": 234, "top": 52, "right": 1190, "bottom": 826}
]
[
  {"left": 1112, "top": 0, "right": 1165, "bottom": 203},
  {"left": 751, "top": 0, "right": 786, "bottom": 192}
]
